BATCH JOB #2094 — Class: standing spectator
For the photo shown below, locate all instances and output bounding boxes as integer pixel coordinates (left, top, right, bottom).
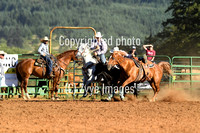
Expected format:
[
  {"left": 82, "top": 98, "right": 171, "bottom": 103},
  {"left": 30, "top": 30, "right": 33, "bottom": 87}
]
[
  {"left": 143, "top": 44, "right": 156, "bottom": 62},
  {"left": 0, "top": 51, "right": 6, "bottom": 100},
  {"left": 91, "top": 32, "right": 108, "bottom": 64}
]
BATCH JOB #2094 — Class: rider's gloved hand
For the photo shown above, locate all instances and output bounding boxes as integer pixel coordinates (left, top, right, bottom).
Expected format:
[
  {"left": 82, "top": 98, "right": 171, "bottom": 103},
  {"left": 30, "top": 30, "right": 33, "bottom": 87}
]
[{"left": 94, "top": 52, "right": 97, "bottom": 56}]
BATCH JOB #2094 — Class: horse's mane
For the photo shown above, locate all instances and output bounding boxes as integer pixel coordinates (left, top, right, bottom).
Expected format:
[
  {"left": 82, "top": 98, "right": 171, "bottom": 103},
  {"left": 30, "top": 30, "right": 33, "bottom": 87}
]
[
  {"left": 113, "top": 51, "right": 136, "bottom": 65},
  {"left": 114, "top": 50, "right": 128, "bottom": 57},
  {"left": 118, "top": 50, "right": 128, "bottom": 55},
  {"left": 57, "top": 50, "right": 76, "bottom": 59}
]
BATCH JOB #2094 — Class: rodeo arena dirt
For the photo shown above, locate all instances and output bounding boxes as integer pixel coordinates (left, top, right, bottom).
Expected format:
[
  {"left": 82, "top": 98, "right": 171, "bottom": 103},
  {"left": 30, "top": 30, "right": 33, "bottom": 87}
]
[
  {"left": 0, "top": 90, "right": 200, "bottom": 133},
  {"left": 1, "top": 28, "right": 200, "bottom": 133}
]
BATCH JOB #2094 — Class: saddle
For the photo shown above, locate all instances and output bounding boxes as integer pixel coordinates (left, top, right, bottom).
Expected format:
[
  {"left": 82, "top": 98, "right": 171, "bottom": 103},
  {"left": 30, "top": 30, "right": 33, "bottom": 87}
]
[
  {"left": 34, "top": 56, "right": 58, "bottom": 77},
  {"left": 141, "top": 61, "right": 154, "bottom": 81},
  {"left": 35, "top": 58, "right": 47, "bottom": 67},
  {"left": 132, "top": 58, "right": 154, "bottom": 82}
]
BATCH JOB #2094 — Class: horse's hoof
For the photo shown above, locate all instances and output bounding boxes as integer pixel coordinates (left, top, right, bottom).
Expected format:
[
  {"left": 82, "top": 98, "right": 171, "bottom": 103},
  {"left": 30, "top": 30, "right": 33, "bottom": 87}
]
[
  {"left": 26, "top": 96, "right": 31, "bottom": 100},
  {"left": 25, "top": 93, "right": 31, "bottom": 100},
  {"left": 121, "top": 97, "right": 127, "bottom": 102},
  {"left": 51, "top": 97, "right": 55, "bottom": 100},
  {"left": 101, "top": 98, "right": 111, "bottom": 102},
  {"left": 80, "top": 96, "right": 86, "bottom": 100},
  {"left": 23, "top": 96, "right": 27, "bottom": 100},
  {"left": 149, "top": 99, "right": 156, "bottom": 102},
  {"left": 55, "top": 97, "right": 59, "bottom": 100}
]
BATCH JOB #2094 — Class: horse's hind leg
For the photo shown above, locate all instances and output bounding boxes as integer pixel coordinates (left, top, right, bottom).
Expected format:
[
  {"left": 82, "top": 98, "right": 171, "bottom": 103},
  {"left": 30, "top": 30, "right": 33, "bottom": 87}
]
[
  {"left": 55, "top": 84, "right": 59, "bottom": 100},
  {"left": 21, "top": 80, "right": 25, "bottom": 99},
  {"left": 149, "top": 81, "right": 160, "bottom": 102}
]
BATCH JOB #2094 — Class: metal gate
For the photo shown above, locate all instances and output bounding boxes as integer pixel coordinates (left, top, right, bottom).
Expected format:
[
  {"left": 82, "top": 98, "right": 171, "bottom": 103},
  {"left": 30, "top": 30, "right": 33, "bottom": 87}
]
[
  {"left": 171, "top": 56, "right": 200, "bottom": 89},
  {"left": 49, "top": 27, "right": 97, "bottom": 99}
]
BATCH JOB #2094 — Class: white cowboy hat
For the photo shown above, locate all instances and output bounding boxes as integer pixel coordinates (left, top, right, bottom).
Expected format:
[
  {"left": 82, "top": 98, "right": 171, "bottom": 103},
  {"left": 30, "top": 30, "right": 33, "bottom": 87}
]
[
  {"left": 95, "top": 32, "right": 103, "bottom": 38},
  {"left": 44, "top": 36, "right": 49, "bottom": 41},
  {"left": 110, "top": 47, "right": 119, "bottom": 53},
  {"left": 41, "top": 36, "right": 49, "bottom": 42},
  {"left": 132, "top": 46, "right": 136, "bottom": 49},
  {"left": 0, "top": 51, "right": 7, "bottom": 55}
]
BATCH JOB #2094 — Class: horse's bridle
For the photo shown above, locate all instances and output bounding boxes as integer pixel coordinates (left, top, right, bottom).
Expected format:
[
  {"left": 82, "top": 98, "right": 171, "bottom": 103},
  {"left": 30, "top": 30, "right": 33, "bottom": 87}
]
[
  {"left": 79, "top": 45, "right": 99, "bottom": 57},
  {"left": 80, "top": 48, "right": 86, "bottom": 56},
  {"left": 78, "top": 45, "right": 88, "bottom": 57}
]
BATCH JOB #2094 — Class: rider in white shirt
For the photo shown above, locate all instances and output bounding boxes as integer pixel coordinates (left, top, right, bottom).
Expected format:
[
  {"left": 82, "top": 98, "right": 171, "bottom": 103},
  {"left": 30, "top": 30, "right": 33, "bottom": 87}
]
[
  {"left": 38, "top": 36, "right": 53, "bottom": 79},
  {"left": 91, "top": 32, "right": 108, "bottom": 64}
]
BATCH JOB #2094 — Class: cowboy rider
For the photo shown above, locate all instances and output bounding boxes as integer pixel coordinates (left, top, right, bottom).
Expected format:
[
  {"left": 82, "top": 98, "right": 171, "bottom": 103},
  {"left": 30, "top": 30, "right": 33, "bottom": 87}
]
[
  {"left": 127, "top": 46, "right": 138, "bottom": 59},
  {"left": 91, "top": 32, "right": 108, "bottom": 64},
  {"left": 38, "top": 36, "right": 53, "bottom": 79}
]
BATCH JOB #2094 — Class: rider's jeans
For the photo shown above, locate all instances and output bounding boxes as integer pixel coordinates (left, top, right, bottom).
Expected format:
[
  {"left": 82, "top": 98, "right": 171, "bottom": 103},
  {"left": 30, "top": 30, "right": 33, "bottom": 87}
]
[
  {"left": 41, "top": 55, "right": 53, "bottom": 75},
  {"left": 98, "top": 54, "right": 106, "bottom": 64}
]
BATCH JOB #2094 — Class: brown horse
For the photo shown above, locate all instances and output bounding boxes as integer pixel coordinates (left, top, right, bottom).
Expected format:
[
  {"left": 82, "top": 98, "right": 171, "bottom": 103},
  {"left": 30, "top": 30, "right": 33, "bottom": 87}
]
[
  {"left": 107, "top": 51, "right": 171, "bottom": 101},
  {"left": 16, "top": 50, "right": 78, "bottom": 100}
]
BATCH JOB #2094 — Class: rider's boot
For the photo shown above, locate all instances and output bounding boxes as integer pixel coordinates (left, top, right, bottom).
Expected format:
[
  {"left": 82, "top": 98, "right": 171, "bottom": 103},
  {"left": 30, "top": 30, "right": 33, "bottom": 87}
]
[{"left": 47, "top": 73, "right": 54, "bottom": 79}]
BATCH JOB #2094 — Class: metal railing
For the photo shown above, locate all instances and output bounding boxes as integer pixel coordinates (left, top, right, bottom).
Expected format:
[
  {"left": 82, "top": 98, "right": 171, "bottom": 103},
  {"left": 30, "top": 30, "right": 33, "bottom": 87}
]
[
  {"left": 171, "top": 56, "right": 200, "bottom": 89},
  {"left": 2, "top": 55, "right": 200, "bottom": 99}
]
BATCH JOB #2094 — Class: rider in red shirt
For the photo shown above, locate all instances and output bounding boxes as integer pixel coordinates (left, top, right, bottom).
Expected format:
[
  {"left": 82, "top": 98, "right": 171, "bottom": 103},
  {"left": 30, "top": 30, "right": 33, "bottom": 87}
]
[{"left": 143, "top": 44, "right": 156, "bottom": 62}]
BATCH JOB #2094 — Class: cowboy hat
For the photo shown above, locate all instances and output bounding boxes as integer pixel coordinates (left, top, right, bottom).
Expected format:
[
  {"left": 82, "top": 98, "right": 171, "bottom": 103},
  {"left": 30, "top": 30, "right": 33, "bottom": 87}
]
[
  {"left": 0, "top": 51, "right": 7, "bottom": 55},
  {"left": 41, "top": 36, "right": 49, "bottom": 42},
  {"left": 132, "top": 46, "right": 136, "bottom": 49},
  {"left": 95, "top": 32, "right": 103, "bottom": 38},
  {"left": 110, "top": 47, "right": 119, "bottom": 53}
]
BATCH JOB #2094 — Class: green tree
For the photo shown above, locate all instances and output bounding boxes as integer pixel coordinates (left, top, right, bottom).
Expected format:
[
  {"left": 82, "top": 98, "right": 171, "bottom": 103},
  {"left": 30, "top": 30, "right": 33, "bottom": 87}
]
[
  {"left": 0, "top": 0, "right": 171, "bottom": 53},
  {"left": 7, "top": 27, "right": 24, "bottom": 48},
  {"left": 152, "top": 0, "right": 200, "bottom": 56}
]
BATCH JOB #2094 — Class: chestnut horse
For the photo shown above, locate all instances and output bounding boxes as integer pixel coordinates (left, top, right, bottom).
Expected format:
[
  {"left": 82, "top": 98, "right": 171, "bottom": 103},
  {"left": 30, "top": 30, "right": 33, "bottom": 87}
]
[
  {"left": 16, "top": 50, "right": 78, "bottom": 100},
  {"left": 107, "top": 51, "right": 171, "bottom": 101}
]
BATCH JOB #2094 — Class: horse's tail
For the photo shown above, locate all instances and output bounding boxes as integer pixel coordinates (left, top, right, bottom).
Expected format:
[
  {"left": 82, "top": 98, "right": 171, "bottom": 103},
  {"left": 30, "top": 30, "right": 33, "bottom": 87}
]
[
  {"left": 16, "top": 63, "right": 22, "bottom": 83},
  {"left": 158, "top": 61, "right": 172, "bottom": 76}
]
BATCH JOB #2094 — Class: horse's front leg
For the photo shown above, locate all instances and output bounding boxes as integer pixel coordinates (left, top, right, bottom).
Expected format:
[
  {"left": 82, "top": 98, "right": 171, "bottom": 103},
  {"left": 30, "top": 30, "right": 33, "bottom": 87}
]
[
  {"left": 85, "top": 75, "right": 96, "bottom": 95},
  {"left": 81, "top": 75, "right": 96, "bottom": 98},
  {"left": 55, "top": 82, "right": 60, "bottom": 100},
  {"left": 120, "top": 77, "right": 135, "bottom": 101},
  {"left": 81, "top": 68, "right": 94, "bottom": 97},
  {"left": 24, "top": 78, "right": 31, "bottom": 100},
  {"left": 50, "top": 80, "right": 55, "bottom": 100},
  {"left": 82, "top": 75, "right": 88, "bottom": 97}
]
